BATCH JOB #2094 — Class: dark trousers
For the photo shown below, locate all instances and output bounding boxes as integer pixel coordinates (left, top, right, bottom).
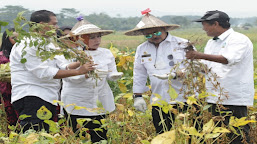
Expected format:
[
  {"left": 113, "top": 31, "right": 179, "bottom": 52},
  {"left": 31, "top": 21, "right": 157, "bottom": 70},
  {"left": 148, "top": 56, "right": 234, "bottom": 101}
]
[
  {"left": 12, "top": 96, "right": 57, "bottom": 133},
  {"left": 64, "top": 109, "right": 107, "bottom": 143},
  {"left": 152, "top": 104, "right": 201, "bottom": 135},
  {"left": 208, "top": 104, "right": 250, "bottom": 144}
]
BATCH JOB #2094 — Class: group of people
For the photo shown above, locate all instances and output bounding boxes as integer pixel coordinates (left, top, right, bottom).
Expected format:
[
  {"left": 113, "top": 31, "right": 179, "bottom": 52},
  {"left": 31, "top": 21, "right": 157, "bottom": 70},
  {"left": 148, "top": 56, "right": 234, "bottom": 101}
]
[{"left": 0, "top": 9, "right": 254, "bottom": 144}]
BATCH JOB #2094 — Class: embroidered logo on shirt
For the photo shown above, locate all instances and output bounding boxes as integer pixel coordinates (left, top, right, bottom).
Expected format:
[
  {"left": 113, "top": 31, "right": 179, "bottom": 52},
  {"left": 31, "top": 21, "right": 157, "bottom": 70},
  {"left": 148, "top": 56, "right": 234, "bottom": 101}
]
[{"left": 222, "top": 42, "right": 226, "bottom": 48}]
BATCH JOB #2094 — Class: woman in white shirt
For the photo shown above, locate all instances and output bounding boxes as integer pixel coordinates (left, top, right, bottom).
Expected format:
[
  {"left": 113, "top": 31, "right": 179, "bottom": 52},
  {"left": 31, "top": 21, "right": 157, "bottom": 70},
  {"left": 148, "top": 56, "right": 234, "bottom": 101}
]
[{"left": 60, "top": 17, "right": 123, "bottom": 143}]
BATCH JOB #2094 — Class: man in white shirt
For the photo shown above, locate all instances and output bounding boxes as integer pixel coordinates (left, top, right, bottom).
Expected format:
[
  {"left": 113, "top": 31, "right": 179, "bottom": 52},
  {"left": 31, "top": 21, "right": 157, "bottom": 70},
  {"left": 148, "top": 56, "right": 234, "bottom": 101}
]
[
  {"left": 186, "top": 10, "right": 254, "bottom": 143},
  {"left": 125, "top": 9, "right": 194, "bottom": 134},
  {"left": 10, "top": 10, "right": 95, "bottom": 132}
]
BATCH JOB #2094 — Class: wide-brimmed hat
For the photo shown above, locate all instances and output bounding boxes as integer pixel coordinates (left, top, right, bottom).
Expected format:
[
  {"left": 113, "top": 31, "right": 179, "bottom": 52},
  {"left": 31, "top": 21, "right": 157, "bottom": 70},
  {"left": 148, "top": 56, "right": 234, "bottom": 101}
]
[
  {"left": 62, "top": 16, "right": 113, "bottom": 38},
  {"left": 124, "top": 8, "right": 180, "bottom": 36}
]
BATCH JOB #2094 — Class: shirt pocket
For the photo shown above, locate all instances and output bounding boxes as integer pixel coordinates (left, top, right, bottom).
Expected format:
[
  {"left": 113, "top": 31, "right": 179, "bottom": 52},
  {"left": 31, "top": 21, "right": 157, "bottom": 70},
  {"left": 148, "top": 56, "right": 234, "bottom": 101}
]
[
  {"left": 140, "top": 57, "right": 153, "bottom": 64},
  {"left": 173, "top": 51, "right": 185, "bottom": 65}
]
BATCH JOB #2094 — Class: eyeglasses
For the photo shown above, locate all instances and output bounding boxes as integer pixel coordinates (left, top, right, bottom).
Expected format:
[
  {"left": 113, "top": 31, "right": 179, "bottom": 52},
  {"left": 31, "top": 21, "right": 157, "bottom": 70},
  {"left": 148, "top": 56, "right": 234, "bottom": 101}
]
[
  {"left": 144, "top": 31, "right": 162, "bottom": 39},
  {"left": 167, "top": 54, "right": 174, "bottom": 66}
]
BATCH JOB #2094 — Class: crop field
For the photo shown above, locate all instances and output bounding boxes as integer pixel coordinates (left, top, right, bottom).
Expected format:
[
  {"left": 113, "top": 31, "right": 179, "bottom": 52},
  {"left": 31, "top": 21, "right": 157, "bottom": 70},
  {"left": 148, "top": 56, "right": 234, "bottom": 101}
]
[{"left": 0, "top": 27, "right": 257, "bottom": 144}]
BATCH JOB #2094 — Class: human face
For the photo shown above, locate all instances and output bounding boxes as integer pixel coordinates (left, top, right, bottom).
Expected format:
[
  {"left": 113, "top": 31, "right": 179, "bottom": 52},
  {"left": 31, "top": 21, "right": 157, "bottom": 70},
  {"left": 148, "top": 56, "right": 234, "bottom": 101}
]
[
  {"left": 143, "top": 28, "right": 167, "bottom": 46},
  {"left": 63, "top": 29, "right": 71, "bottom": 36},
  {"left": 39, "top": 16, "right": 58, "bottom": 37},
  {"left": 88, "top": 33, "right": 102, "bottom": 50},
  {"left": 202, "top": 21, "right": 218, "bottom": 37},
  {"left": 9, "top": 32, "right": 18, "bottom": 45},
  {"left": 47, "top": 16, "right": 58, "bottom": 29}
]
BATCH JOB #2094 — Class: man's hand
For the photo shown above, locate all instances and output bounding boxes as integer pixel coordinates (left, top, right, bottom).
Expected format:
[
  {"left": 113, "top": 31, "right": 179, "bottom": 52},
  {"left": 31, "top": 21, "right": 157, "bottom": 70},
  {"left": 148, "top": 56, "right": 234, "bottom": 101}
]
[
  {"left": 186, "top": 50, "right": 202, "bottom": 60},
  {"left": 133, "top": 97, "right": 147, "bottom": 112}
]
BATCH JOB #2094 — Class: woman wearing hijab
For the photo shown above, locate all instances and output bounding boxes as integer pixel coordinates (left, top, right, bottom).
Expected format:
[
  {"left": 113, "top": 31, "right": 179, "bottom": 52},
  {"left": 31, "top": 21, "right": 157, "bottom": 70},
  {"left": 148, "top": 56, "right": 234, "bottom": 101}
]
[{"left": 60, "top": 17, "right": 123, "bottom": 142}]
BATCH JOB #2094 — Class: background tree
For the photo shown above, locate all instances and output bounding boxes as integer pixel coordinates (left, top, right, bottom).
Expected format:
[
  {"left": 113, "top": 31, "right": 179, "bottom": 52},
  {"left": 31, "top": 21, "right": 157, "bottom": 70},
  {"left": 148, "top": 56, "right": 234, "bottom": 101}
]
[{"left": 0, "top": 5, "right": 31, "bottom": 30}]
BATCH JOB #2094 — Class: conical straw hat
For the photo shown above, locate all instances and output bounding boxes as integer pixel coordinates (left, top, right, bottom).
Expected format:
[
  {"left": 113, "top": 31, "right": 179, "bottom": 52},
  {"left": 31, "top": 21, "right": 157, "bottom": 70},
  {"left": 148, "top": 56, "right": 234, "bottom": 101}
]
[
  {"left": 62, "top": 16, "right": 113, "bottom": 38},
  {"left": 124, "top": 8, "right": 180, "bottom": 36}
]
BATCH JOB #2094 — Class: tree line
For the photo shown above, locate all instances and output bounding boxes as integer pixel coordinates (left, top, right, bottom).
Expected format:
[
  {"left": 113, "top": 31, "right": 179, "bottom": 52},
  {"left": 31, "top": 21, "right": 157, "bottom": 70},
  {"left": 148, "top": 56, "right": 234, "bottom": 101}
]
[{"left": 1, "top": 5, "right": 257, "bottom": 32}]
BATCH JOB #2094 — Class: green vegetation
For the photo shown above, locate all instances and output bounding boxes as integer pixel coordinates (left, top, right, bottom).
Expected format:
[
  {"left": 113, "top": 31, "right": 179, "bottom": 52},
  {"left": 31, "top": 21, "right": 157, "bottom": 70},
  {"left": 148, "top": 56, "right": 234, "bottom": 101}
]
[{"left": 0, "top": 12, "right": 257, "bottom": 143}]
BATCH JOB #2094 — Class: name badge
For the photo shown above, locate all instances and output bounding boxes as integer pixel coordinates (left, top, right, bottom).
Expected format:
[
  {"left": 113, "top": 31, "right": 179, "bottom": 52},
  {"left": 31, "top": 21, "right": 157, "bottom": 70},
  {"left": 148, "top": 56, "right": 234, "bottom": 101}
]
[{"left": 141, "top": 54, "right": 151, "bottom": 57}]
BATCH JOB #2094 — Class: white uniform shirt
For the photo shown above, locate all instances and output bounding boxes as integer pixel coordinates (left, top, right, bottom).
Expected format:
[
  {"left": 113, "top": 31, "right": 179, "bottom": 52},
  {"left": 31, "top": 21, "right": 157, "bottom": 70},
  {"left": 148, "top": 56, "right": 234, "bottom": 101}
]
[
  {"left": 10, "top": 39, "right": 67, "bottom": 105},
  {"left": 133, "top": 33, "right": 188, "bottom": 104},
  {"left": 203, "top": 28, "right": 254, "bottom": 106},
  {"left": 61, "top": 48, "right": 117, "bottom": 116}
]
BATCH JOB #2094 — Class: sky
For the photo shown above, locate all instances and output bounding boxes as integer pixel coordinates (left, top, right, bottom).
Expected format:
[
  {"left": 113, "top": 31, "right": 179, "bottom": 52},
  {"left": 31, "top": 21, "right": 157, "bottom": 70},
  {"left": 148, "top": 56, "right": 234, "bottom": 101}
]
[{"left": 0, "top": 0, "right": 256, "bottom": 18}]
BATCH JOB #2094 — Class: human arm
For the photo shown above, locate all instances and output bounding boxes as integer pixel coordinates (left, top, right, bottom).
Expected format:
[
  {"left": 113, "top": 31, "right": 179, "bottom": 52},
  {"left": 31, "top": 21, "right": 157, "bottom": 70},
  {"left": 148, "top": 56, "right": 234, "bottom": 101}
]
[
  {"left": 53, "top": 62, "right": 95, "bottom": 79},
  {"left": 106, "top": 51, "right": 123, "bottom": 81},
  {"left": 186, "top": 50, "right": 228, "bottom": 64},
  {"left": 133, "top": 47, "right": 148, "bottom": 112}
]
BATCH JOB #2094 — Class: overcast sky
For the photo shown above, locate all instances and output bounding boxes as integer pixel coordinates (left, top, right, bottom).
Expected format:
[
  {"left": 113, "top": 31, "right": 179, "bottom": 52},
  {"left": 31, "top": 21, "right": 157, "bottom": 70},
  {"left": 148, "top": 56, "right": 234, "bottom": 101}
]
[{"left": 0, "top": 0, "right": 256, "bottom": 18}]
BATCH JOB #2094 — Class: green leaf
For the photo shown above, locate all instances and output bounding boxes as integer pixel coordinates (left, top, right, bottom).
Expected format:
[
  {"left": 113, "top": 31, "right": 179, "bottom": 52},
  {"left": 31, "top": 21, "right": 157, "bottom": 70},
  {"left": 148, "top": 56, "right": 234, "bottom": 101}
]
[
  {"left": 203, "top": 104, "right": 212, "bottom": 111},
  {"left": 58, "top": 118, "right": 66, "bottom": 125},
  {"left": 168, "top": 85, "right": 178, "bottom": 100},
  {"left": 141, "top": 140, "right": 151, "bottom": 144},
  {"left": 44, "top": 120, "right": 59, "bottom": 133},
  {"left": 77, "top": 118, "right": 91, "bottom": 127},
  {"left": 36, "top": 50, "right": 40, "bottom": 57},
  {"left": 96, "top": 100, "right": 103, "bottom": 108},
  {"left": 151, "top": 130, "right": 176, "bottom": 144},
  {"left": 19, "top": 114, "right": 31, "bottom": 120},
  {"left": 93, "top": 120, "right": 101, "bottom": 125},
  {"left": 21, "top": 50, "right": 27, "bottom": 57},
  {"left": 34, "top": 40, "right": 39, "bottom": 47},
  {"left": 205, "top": 133, "right": 220, "bottom": 139},
  {"left": 36, "top": 105, "right": 52, "bottom": 120},
  {"left": 29, "top": 41, "right": 33, "bottom": 47},
  {"left": 202, "top": 119, "right": 214, "bottom": 133},
  {"left": 20, "top": 58, "right": 27, "bottom": 63},
  {"left": 0, "top": 21, "right": 9, "bottom": 32},
  {"left": 94, "top": 128, "right": 103, "bottom": 132},
  {"left": 212, "top": 127, "right": 230, "bottom": 133}
]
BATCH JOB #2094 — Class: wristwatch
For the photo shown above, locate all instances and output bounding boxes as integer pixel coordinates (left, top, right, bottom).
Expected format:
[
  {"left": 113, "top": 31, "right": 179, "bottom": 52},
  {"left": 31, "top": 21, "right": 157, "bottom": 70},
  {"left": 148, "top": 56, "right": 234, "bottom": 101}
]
[{"left": 133, "top": 94, "right": 142, "bottom": 99}]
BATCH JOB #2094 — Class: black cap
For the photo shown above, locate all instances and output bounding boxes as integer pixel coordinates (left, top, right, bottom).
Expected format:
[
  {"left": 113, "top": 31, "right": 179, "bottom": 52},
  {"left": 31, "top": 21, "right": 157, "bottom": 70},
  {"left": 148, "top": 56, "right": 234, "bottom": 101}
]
[
  {"left": 60, "top": 26, "right": 72, "bottom": 31},
  {"left": 194, "top": 10, "right": 230, "bottom": 22}
]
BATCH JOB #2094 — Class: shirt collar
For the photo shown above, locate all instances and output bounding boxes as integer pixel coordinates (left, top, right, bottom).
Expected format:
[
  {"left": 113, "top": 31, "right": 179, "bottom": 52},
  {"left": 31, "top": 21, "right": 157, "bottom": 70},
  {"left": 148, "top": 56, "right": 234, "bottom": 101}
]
[{"left": 215, "top": 28, "right": 234, "bottom": 41}]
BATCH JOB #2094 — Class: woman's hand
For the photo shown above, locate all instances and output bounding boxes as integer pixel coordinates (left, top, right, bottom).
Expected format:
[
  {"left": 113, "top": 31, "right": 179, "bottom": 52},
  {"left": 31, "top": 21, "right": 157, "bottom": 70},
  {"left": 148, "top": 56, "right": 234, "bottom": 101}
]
[{"left": 77, "top": 62, "right": 96, "bottom": 75}]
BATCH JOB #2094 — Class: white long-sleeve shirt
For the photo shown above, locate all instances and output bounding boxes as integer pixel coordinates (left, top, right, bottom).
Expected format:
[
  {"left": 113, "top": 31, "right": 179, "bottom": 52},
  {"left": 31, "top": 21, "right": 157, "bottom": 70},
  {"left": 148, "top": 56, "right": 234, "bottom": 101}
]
[
  {"left": 203, "top": 28, "right": 254, "bottom": 106},
  {"left": 133, "top": 33, "right": 188, "bottom": 104},
  {"left": 10, "top": 39, "right": 67, "bottom": 105},
  {"left": 61, "top": 48, "right": 117, "bottom": 116}
]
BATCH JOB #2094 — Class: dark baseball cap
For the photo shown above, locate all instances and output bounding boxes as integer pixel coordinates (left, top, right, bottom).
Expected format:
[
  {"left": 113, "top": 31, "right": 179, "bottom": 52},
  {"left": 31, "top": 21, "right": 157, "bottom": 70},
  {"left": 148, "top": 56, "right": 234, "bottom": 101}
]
[
  {"left": 60, "top": 26, "right": 72, "bottom": 31},
  {"left": 194, "top": 10, "right": 230, "bottom": 22}
]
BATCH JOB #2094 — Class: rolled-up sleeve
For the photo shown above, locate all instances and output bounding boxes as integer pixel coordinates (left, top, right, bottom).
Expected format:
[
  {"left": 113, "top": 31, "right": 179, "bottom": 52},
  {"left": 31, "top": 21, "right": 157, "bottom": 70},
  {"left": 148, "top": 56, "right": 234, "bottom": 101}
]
[
  {"left": 106, "top": 51, "right": 118, "bottom": 81},
  {"left": 133, "top": 47, "right": 148, "bottom": 93},
  {"left": 24, "top": 47, "right": 59, "bottom": 80},
  {"left": 222, "top": 37, "right": 250, "bottom": 66},
  {"left": 55, "top": 55, "right": 70, "bottom": 70}
]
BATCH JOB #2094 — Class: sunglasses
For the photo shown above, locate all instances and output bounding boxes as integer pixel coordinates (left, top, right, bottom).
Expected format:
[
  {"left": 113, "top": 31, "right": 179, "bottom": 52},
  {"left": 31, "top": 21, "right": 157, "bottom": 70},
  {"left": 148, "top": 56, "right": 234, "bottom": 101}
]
[
  {"left": 167, "top": 54, "right": 174, "bottom": 66},
  {"left": 144, "top": 31, "right": 162, "bottom": 39}
]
